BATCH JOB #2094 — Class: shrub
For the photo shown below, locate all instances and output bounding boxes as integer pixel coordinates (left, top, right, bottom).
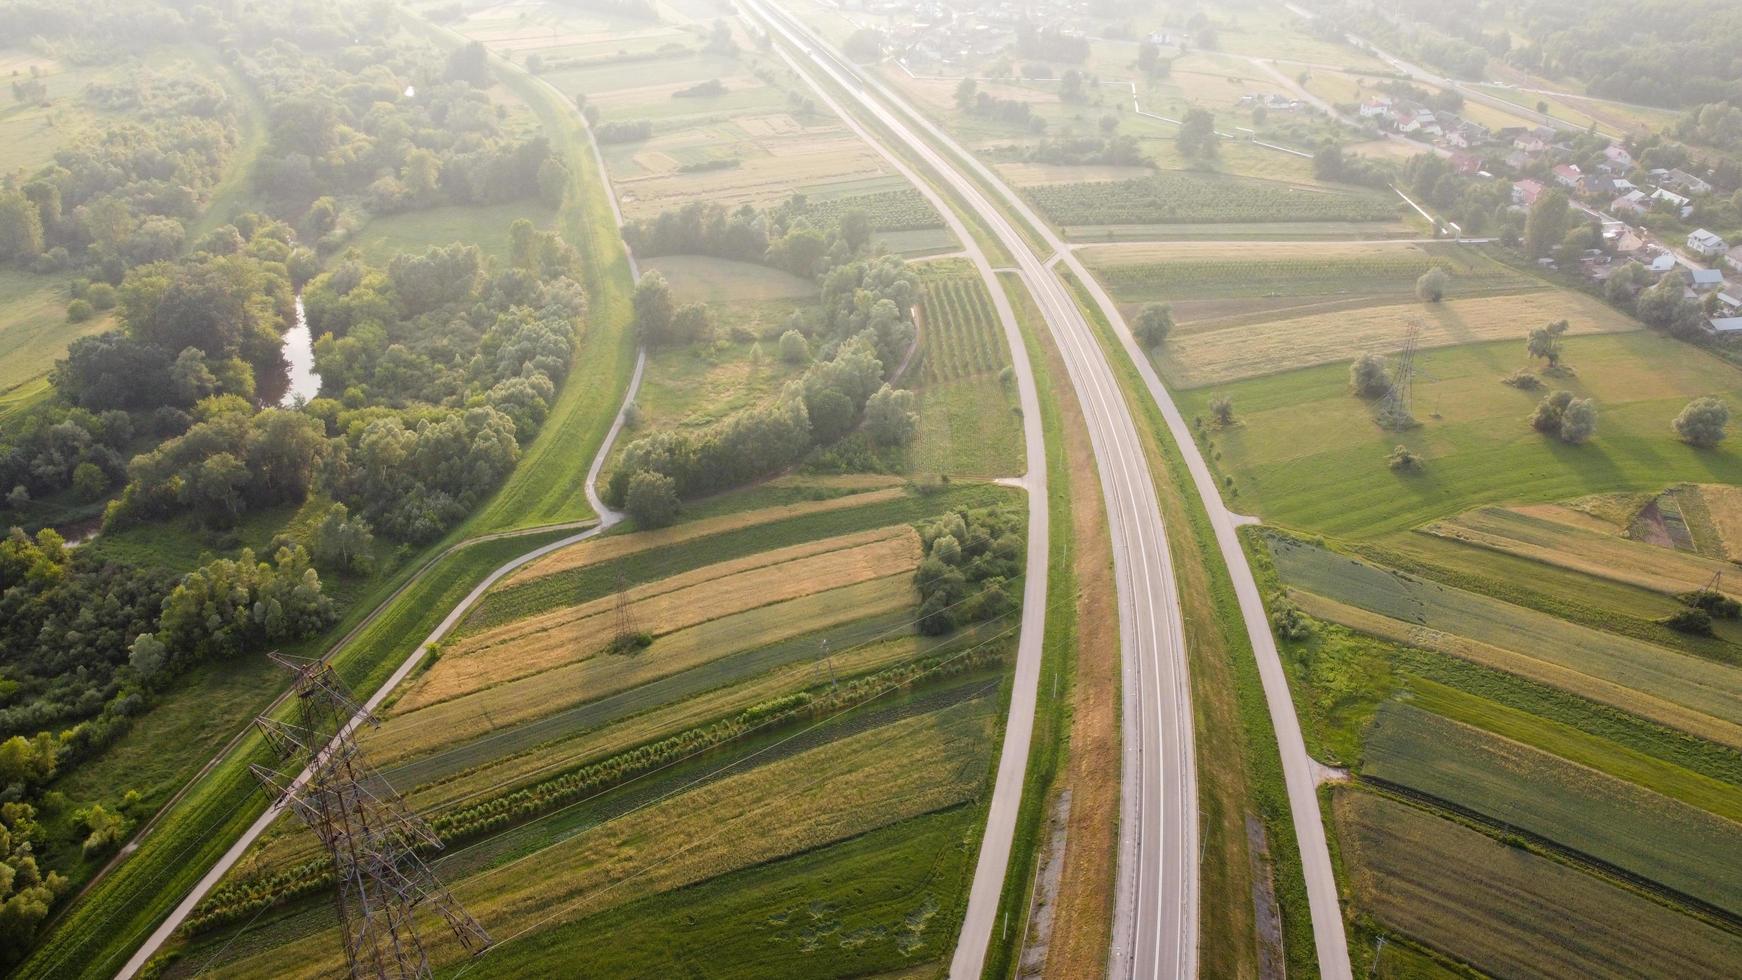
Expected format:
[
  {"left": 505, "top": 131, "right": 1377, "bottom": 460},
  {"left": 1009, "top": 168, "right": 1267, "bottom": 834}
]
[
  {"left": 1209, "top": 395, "right": 1234, "bottom": 425},
  {"left": 66, "top": 299, "right": 95, "bottom": 322},
  {"left": 1133, "top": 302, "right": 1173, "bottom": 347},
  {"left": 1415, "top": 266, "right": 1449, "bottom": 302},
  {"left": 1673, "top": 397, "right": 1729, "bottom": 448},
  {"left": 1387, "top": 444, "right": 1422, "bottom": 471},
  {"left": 1500, "top": 368, "right": 1543, "bottom": 390},
  {"left": 1663, "top": 607, "right": 1713, "bottom": 635},
  {"left": 779, "top": 329, "right": 810, "bottom": 364},
  {"left": 1269, "top": 594, "right": 1313, "bottom": 641},
  {"left": 1530, "top": 390, "right": 1596, "bottom": 444},
  {"left": 624, "top": 470, "right": 679, "bottom": 527},
  {"left": 1349, "top": 353, "right": 1391, "bottom": 398},
  {"left": 1679, "top": 588, "right": 1741, "bottom": 619}
]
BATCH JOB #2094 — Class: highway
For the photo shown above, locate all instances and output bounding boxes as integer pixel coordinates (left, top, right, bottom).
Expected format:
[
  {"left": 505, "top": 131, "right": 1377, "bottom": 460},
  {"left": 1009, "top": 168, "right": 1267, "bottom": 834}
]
[
  {"left": 741, "top": 2, "right": 1199, "bottom": 978},
  {"left": 751, "top": 2, "right": 1357, "bottom": 977}
]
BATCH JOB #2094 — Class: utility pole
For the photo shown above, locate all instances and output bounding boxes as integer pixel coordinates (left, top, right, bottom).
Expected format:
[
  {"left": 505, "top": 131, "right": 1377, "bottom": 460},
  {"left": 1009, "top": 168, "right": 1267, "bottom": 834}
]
[{"left": 251, "top": 654, "right": 490, "bottom": 978}]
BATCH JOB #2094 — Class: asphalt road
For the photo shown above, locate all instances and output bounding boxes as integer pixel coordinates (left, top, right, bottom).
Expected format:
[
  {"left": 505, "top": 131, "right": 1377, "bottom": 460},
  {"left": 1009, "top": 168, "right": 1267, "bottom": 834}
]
[{"left": 741, "top": 3, "right": 1200, "bottom": 977}]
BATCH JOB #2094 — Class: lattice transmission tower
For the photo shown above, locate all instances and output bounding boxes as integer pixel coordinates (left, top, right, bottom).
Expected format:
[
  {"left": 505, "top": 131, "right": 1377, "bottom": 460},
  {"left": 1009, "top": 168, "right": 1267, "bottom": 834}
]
[
  {"left": 1377, "top": 320, "right": 1424, "bottom": 429},
  {"left": 250, "top": 653, "right": 490, "bottom": 979}
]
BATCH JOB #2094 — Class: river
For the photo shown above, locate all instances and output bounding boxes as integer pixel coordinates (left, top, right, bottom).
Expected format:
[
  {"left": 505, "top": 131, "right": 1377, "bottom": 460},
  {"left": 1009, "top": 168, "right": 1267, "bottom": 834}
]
[{"left": 279, "top": 294, "right": 321, "bottom": 406}]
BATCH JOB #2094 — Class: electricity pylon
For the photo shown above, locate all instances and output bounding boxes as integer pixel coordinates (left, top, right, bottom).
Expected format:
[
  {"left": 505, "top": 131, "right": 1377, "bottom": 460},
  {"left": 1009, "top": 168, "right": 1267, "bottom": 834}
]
[{"left": 250, "top": 654, "right": 490, "bottom": 979}]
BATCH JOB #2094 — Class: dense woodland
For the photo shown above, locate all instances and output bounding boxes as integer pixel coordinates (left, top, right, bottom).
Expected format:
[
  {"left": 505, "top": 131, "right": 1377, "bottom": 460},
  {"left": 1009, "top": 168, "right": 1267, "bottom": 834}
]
[
  {"left": 610, "top": 199, "right": 920, "bottom": 522},
  {"left": 0, "top": 0, "right": 593, "bottom": 954}
]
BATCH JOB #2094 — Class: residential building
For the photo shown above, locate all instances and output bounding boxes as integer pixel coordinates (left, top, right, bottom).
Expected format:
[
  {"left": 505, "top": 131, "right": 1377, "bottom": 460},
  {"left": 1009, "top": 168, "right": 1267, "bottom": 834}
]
[
  {"left": 1512, "top": 178, "right": 1545, "bottom": 206},
  {"left": 1689, "top": 228, "right": 1729, "bottom": 259},
  {"left": 1552, "top": 163, "right": 1582, "bottom": 188},
  {"left": 1611, "top": 189, "right": 1649, "bottom": 216},
  {"left": 1690, "top": 267, "right": 1726, "bottom": 291},
  {"left": 1602, "top": 144, "right": 1634, "bottom": 170},
  {"left": 1665, "top": 168, "right": 1714, "bottom": 196}
]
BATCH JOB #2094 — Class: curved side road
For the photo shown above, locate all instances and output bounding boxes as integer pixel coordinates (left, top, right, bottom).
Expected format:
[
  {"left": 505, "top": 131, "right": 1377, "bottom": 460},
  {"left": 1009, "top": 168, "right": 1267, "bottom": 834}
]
[
  {"left": 114, "top": 42, "right": 649, "bottom": 970},
  {"left": 743, "top": 3, "right": 1198, "bottom": 977},
  {"left": 830, "top": 38, "right": 1356, "bottom": 978},
  {"left": 739, "top": 13, "right": 1051, "bottom": 980}
]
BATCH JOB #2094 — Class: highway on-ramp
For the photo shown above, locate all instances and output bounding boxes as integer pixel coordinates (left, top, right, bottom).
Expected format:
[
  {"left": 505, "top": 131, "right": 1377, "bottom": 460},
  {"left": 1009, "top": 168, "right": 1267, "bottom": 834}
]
[{"left": 742, "top": 2, "right": 1199, "bottom": 977}]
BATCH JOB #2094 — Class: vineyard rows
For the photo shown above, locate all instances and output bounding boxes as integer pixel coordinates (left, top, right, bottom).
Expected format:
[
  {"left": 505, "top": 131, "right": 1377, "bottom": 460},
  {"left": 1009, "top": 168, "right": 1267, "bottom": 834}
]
[
  {"left": 806, "top": 188, "right": 943, "bottom": 232},
  {"left": 920, "top": 277, "right": 1008, "bottom": 384},
  {"left": 1028, "top": 174, "right": 1401, "bottom": 225}
]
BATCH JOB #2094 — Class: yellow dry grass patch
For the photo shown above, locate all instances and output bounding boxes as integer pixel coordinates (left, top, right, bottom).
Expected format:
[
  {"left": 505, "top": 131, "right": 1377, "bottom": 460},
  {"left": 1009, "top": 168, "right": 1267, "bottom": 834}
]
[
  {"left": 1296, "top": 593, "right": 1742, "bottom": 749},
  {"left": 616, "top": 143, "right": 889, "bottom": 218},
  {"left": 406, "top": 634, "right": 931, "bottom": 812},
  {"left": 1427, "top": 506, "right": 1742, "bottom": 598},
  {"left": 1162, "top": 290, "right": 1638, "bottom": 386},
  {"left": 1694, "top": 484, "right": 1742, "bottom": 560},
  {"left": 224, "top": 699, "right": 997, "bottom": 980},
  {"left": 736, "top": 112, "right": 803, "bottom": 137},
  {"left": 405, "top": 527, "right": 921, "bottom": 710},
  {"left": 506, "top": 486, "right": 905, "bottom": 587},
  {"left": 369, "top": 575, "right": 917, "bottom": 767}
]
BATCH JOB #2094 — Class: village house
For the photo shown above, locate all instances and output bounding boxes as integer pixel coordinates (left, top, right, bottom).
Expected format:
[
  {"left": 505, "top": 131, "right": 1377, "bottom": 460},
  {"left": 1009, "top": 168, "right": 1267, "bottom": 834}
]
[
  {"left": 1602, "top": 144, "right": 1634, "bottom": 171},
  {"left": 1552, "top": 163, "right": 1582, "bottom": 189},
  {"left": 1611, "top": 189, "right": 1650, "bottom": 216},
  {"left": 1689, "top": 228, "right": 1729, "bottom": 259},
  {"left": 1512, "top": 178, "right": 1546, "bottom": 207},
  {"left": 1690, "top": 267, "right": 1726, "bottom": 292},
  {"left": 1665, "top": 168, "right": 1714, "bottom": 196}
]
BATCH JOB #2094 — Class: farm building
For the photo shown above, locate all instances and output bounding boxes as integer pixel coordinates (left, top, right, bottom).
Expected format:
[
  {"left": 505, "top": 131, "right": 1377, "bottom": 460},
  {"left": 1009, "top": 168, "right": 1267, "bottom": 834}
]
[
  {"left": 1690, "top": 267, "right": 1726, "bottom": 291},
  {"left": 1706, "top": 316, "right": 1742, "bottom": 335}
]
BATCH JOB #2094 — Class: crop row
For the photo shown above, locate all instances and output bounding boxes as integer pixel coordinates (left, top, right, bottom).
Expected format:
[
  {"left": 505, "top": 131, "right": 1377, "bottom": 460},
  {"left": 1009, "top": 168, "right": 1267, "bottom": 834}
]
[
  {"left": 921, "top": 278, "right": 1007, "bottom": 384},
  {"left": 180, "top": 642, "right": 1012, "bottom": 934},
  {"left": 1363, "top": 702, "right": 1742, "bottom": 917},
  {"left": 1028, "top": 174, "right": 1400, "bottom": 226},
  {"left": 1094, "top": 255, "right": 1525, "bottom": 301},
  {"left": 804, "top": 188, "right": 943, "bottom": 232}
]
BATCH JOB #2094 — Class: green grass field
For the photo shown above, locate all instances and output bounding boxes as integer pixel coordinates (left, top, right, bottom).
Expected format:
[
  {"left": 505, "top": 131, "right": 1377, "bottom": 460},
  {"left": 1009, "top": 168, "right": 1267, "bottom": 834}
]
[
  {"left": 1364, "top": 702, "right": 1742, "bottom": 916},
  {"left": 1082, "top": 242, "right": 1536, "bottom": 306},
  {"left": 344, "top": 201, "right": 560, "bottom": 265},
  {"left": 1182, "top": 332, "right": 1742, "bottom": 537},
  {"left": 640, "top": 254, "right": 816, "bottom": 303},
  {"left": 907, "top": 269, "right": 1025, "bottom": 480},
  {"left": 0, "top": 269, "right": 117, "bottom": 392},
  {"left": 1334, "top": 789, "right": 1742, "bottom": 979}
]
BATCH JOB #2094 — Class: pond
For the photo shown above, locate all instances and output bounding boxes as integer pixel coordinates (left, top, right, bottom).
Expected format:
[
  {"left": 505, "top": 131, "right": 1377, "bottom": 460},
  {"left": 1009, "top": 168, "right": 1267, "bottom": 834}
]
[{"left": 279, "top": 294, "right": 321, "bottom": 407}]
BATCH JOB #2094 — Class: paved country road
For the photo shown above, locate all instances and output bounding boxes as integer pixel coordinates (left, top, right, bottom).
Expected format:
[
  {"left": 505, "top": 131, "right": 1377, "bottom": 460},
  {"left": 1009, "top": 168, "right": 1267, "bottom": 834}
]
[{"left": 741, "top": 3, "right": 1201, "bottom": 977}]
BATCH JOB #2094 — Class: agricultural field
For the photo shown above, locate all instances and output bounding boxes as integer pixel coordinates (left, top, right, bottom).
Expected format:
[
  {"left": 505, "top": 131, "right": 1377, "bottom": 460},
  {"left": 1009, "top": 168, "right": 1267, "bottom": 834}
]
[
  {"left": 1081, "top": 241, "right": 1539, "bottom": 320},
  {"left": 907, "top": 263, "right": 1026, "bottom": 480},
  {"left": 0, "top": 268, "right": 117, "bottom": 393},
  {"left": 1158, "top": 286, "right": 1634, "bottom": 388},
  {"left": 1178, "top": 330, "right": 1742, "bottom": 536},
  {"left": 1027, "top": 173, "right": 1401, "bottom": 229},
  {"left": 164, "top": 484, "right": 1026, "bottom": 978},
  {"left": 1424, "top": 504, "right": 1742, "bottom": 600},
  {"left": 1271, "top": 536, "right": 1742, "bottom": 746},
  {"left": 1363, "top": 702, "right": 1742, "bottom": 917},
  {"left": 1333, "top": 789, "right": 1742, "bottom": 979}
]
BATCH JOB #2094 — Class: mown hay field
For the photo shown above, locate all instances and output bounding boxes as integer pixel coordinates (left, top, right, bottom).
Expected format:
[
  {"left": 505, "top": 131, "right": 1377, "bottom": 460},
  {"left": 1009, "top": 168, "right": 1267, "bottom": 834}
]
[
  {"left": 1179, "top": 332, "right": 1742, "bottom": 537},
  {"left": 505, "top": 485, "right": 906, "bottom": 586},
  {"left": 1364, "top": 702, "right": 1742, "bottom": 916},
  {"left": 213, "top": 696, "right": 1000, "bottom": 980},
  {"left": 1157, "top": 287, "right": 1636, "bottom": 388},
  {"left": 1272, "top": 538, "right": 1742, "bottom": 746},
  {"left": 1334, "top": 790, "right": 1742, "bottom": 979},
  {"left": 1426, "top": 505, "right": 1742, "bottom": 599},
  {"left": 476, "top": 482, "right": 1013, "bottom": 628},
  {"left": 400, "top": 526, "right": 922, "bottom": 709}
]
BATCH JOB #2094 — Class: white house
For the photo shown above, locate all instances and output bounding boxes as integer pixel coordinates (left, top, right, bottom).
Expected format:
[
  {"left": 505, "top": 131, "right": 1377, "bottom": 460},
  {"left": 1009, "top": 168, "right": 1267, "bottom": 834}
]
[{"left": 1689, "top": 228, "right": 1729, "bottom": 259}]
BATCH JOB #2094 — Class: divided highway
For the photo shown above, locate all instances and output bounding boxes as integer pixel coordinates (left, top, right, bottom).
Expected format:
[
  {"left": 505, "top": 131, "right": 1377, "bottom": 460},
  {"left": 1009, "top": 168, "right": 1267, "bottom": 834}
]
[
  {"left": 741, "top": 2, "right": 1199, "bottom": 977},
  {"left": 769, "top": 16, "right": 1357, "bottom": 977}
]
